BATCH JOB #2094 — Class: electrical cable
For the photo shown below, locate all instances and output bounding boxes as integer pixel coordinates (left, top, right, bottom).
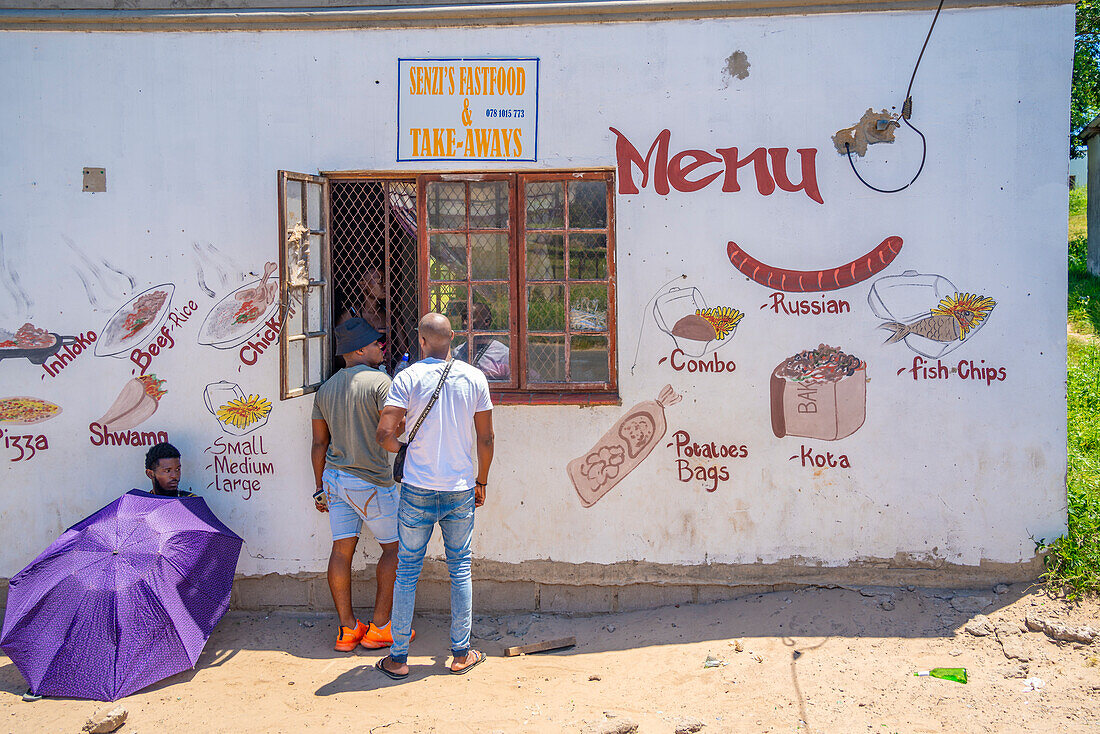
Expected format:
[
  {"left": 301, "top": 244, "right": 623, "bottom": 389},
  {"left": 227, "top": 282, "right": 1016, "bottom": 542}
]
[
  {"left": 845, "top": 0, "right": 946, "bottom": 193},
  {"left": 629, "top": 273, "right": 687, "bottom": 375}
]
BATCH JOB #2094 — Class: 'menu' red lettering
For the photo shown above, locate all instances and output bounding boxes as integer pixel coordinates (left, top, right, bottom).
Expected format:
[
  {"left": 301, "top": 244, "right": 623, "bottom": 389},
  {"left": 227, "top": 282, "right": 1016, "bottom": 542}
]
[{"left": 609, "top": 127, "right": 823, "bottom": 204}]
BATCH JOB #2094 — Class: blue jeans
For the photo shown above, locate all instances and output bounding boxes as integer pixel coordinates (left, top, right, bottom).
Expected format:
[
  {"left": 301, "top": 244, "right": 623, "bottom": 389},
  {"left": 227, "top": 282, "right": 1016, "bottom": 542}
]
[{"left": 389, "top": 483, "right": 475, "bottom": 663}]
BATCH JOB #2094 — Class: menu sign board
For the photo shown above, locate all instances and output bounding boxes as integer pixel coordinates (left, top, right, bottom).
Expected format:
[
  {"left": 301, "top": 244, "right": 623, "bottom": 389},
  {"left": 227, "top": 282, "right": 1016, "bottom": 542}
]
[{"left": 398, "top": 57, "right": 539, "bottom": 162}]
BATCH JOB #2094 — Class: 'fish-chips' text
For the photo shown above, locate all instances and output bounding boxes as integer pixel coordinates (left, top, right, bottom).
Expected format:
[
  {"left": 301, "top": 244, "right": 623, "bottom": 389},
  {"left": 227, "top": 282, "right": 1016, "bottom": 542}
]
[{"left": 899, "top": 356, "right": 1007, "bottom": 385}]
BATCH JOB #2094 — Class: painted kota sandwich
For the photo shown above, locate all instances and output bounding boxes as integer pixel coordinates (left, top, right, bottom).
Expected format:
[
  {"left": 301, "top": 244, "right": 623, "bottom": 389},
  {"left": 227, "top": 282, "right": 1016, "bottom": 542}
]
[{"left": 770, "top": 344, "right": 866, "bottom": 441}]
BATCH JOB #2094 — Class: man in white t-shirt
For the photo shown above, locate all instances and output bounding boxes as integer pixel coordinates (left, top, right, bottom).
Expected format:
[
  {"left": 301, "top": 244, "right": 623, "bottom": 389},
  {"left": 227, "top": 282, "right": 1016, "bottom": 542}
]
[{"left": 375, "top": 312, "right": 494, "bottom": 679}]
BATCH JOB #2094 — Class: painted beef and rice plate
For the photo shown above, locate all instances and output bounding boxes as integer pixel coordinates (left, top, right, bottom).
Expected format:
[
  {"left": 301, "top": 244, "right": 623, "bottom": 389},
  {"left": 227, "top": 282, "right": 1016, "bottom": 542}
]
[{"left": 95, "top": 284, "right": 175, "bottom": 357}]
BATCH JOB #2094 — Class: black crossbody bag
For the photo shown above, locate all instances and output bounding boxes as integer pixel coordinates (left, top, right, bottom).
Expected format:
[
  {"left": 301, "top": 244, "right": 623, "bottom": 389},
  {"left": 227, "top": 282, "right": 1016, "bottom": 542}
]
[{"left": 393, "top": 359, "right": 453, "bottom": 483}]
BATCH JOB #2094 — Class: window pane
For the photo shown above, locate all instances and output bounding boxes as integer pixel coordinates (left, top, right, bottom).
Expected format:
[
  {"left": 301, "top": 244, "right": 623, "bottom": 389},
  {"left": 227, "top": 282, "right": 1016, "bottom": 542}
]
[
  {"left": 469, "top": 181, "right": 509, "bottom": 230},
  {"left": 525, "top": 181, "right": 564, "bottom": 229},
  {"left": 527, "top": 284, "right": 565, "bottom": 332},
  {"left": 479, "top": 334, "right": 511, "bottom": 382},
  {"left": 569, "top": 283, "right": 608, "bottom": 331},
  {"left": 451, "top": 332, "right": 469, "bottom": 356},
  {"left": 430, "top": 233, "right": 467, "bottom": 280},
  {"left": 570, "top": 335, "right": 609, "bottom": 383},
  {"left": 471, "top": 283, "right": 510, "bottom": 331},
  {"left": 568, "top": 180, "right": 608, "bottom": 229},
  {"left": 309, "top": 235, "right": 322, "bottom": 282},
  {"left": 286, "top": 296, "right": 305, "bottom": 337},
  {"left": 306, "top": 182, "right": 323, "bottom": 230},
  {"left": 527, "top": 334, "right": 566, "bottom": 382},
  {"left": 307, "top": 287, "right": 323, "bottom": 332},
  {"left": 568, "top": 232, "right": 607, "bottom": 280},
  {"left": 307, "top": 337, "right": 323, "bottom": 385},
  {"left": 429, "top": 283, "right": 468, "bottom": 330},
  {"left": 285, "top": 180, "right": 303, "bottom": 228},
  {"left": 458, "top": 333, "right": 511, "bottom": 382},
  {"left": 471, "top": 232, "right": 509, "bottom": 280},
  {"left": 287, "top": 338, "right": 304, "bottom": 390},
  {"left": 526, "top": 233, "right": 564, "bottom": 280},
  {"left": 426, "top": 182, "right": 466, "bottom": 230}
]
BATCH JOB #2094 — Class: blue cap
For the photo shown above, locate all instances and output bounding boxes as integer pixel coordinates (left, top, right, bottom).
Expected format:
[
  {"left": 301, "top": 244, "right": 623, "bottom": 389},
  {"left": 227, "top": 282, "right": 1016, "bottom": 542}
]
[{"left": 335, "top": 318, "right": 383, "bottom": 355}]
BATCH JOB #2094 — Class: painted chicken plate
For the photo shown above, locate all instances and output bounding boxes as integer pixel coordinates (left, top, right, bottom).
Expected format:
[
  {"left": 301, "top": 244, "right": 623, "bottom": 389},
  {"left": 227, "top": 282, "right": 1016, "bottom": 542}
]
[
  {"left": 197, "top": 277, "right": 280, "bottom": 349},
  {"left": 94, "top": 284, "right": 176, "bottom": 358}
]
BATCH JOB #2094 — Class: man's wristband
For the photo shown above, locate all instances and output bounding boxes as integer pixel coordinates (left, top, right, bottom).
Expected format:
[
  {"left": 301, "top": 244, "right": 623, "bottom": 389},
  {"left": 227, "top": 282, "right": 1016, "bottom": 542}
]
[{"left": 474, "top": 480, "right": 487, "bottom": 488}]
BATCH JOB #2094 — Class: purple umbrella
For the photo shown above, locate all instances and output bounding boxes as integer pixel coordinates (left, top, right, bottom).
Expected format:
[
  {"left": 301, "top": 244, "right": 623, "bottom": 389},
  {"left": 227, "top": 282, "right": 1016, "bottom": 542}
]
[{"left": 1, "top": 489, "right": 242, "bottom": 701}]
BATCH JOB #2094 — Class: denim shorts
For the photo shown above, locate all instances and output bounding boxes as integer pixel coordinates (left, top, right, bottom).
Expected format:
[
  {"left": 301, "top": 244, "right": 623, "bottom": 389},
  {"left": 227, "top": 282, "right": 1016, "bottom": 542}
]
[{"left": 322, "top": 468, "right": 399, "bottom": 544}]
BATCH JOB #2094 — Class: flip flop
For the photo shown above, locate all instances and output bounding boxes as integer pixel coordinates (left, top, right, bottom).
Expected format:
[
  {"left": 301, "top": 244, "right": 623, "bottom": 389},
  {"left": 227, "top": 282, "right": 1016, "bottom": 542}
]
[
  {"left": 450, "top": 649, "right": 486, "bottom": 675},
  {"left": 375, "top": 656, "right": 409, "bottom": 681}
]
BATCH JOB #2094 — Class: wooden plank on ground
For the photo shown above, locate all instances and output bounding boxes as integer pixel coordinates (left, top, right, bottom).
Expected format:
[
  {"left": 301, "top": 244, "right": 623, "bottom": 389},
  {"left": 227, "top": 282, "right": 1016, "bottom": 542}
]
[{"left": 503, "top": 636, "right": 577, "bottom": 657}]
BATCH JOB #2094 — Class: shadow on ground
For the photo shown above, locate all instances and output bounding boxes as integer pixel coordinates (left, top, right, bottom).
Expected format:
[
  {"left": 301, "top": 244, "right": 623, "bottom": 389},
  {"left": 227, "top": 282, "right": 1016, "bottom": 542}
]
[{"left": 0, "top": 581, "right": 1037, "bottom": 702}]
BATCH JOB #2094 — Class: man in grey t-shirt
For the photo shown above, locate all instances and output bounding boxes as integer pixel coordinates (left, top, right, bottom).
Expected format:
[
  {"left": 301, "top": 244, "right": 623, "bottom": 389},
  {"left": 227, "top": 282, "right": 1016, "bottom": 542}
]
[{"left": 312, "top": 318, "right": 412, "bottom": 652}]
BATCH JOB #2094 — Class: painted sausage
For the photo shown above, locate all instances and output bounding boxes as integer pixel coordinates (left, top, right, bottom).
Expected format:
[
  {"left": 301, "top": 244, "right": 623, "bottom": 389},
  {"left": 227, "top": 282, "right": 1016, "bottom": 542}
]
[
  {"left": 727, "top": 236, "right": 903, "bottom": 292},
  {"left": 567, "top": 385, "right": 682, "bottom": 508}
]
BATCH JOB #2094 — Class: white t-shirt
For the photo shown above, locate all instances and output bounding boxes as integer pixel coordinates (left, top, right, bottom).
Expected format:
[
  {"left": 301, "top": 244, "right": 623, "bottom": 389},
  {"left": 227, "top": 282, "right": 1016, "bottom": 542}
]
[{"left": 385, "top": 357, "right": 493, "bottom": 492}]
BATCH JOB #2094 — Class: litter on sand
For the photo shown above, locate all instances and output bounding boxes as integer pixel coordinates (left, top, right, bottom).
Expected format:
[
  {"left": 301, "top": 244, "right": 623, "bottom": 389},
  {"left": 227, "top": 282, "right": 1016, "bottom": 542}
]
[{"left": 1022, "top": 677, "right": 1045, "bottom": 693}]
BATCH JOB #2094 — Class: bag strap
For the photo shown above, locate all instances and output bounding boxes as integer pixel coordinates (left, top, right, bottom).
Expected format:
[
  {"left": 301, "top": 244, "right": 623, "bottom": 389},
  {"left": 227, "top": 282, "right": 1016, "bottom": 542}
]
[
  {"left": 472, "top": 338, "right": 493, "bottom": 366},
  {"left": 406, "top": 359, "right": 453, "bottom": 445}
]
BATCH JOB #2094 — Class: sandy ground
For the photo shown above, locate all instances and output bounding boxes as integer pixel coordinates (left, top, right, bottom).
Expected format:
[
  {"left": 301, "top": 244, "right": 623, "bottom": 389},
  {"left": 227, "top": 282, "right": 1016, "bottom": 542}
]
[{"left": 2, "top": 583, "right": 1099, "bottom": 733}]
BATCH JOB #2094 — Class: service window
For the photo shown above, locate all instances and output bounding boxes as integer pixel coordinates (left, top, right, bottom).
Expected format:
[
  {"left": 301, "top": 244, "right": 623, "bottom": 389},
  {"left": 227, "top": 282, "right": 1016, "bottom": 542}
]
[{"left": 279, "top": 169, "right": 616, "bottom": 403}]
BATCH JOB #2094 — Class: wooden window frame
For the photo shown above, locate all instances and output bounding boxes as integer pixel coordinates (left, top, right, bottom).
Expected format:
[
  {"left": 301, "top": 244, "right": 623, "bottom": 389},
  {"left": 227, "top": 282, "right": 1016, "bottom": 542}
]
[
  {"left": 277, "top": 170, "right": 333, "bottom": 400},
  {"left": 417, "top": 170, "right": 618, "bottom": 405}
]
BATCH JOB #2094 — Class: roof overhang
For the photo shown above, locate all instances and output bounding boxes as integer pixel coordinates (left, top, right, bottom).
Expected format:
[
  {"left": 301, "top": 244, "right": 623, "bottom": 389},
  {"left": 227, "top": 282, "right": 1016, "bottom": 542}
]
[{"left": 0, "top": 0, "right": 1074, "bottom": 32}]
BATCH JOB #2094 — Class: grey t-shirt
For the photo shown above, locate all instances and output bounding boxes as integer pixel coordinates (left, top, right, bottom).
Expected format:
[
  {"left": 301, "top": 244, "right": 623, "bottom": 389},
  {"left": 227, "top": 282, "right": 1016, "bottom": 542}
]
[{"left": 312, "top": 364, "right": 393, "bottom": 486}]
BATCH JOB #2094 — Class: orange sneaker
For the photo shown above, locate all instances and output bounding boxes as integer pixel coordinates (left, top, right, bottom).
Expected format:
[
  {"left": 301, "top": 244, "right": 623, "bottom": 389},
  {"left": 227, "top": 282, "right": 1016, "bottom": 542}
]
[
  {"left": 360, "top": 621, "right": 415, "bottom": 649},
  {"left": 334, "top": 620, "right": 368, "bottom": 652}
]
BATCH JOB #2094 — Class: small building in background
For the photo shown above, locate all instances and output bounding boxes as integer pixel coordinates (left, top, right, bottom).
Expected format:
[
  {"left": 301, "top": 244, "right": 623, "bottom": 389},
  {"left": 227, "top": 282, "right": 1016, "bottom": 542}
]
[
  {"left": 1070, "top": 155, "right": 1087, "bottom": 189},
  {"left": 1081, "top": 112, "right": 1100, "bottom": 276}
]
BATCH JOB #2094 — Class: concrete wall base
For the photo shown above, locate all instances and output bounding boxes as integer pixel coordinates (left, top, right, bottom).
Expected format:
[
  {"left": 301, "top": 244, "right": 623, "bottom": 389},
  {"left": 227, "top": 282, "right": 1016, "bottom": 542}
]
[
  {"left": 0, "top": 557, "right": 1043, "bottom": 615},
  {"left": 225, "top": 556, "right": 1044, "bottom": 613}
]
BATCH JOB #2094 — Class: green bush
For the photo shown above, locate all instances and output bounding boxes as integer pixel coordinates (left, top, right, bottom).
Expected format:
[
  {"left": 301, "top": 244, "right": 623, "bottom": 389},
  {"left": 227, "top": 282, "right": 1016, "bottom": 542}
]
[
  {"left": 1040, "top": 340, "right": 1100, "bottom": 596},
  {"left": 1070, "top": 187, "right": 1088, "bottom": 218},
  {"left": 1070, "top": 235, "right": 1089, "bottom": 273},
  {"left": 1069, "top": 270, "right": 1100, "bottom": 336},
  {"left": 1069, "top": 189, "right": 1087, "bottom": 264}
]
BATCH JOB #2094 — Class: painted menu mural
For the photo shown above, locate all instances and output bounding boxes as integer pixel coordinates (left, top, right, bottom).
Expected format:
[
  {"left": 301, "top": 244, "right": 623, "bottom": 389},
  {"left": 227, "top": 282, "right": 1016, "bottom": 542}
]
[
  {"left": 0, "top": 5, "right": 1067, "bottom": 580},
  {"left": 0, "top": 235, "right": 282, "bottom": 490},
  {"left": 590, "top": 44, "right": 1014, "bottom": 508}
]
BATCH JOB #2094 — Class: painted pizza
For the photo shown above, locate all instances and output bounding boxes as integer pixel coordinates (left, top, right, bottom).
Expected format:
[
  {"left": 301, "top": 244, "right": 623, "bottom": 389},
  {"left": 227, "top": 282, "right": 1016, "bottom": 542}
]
[{"left": 0, "top": 396, "right": 62, "bottom": 424}]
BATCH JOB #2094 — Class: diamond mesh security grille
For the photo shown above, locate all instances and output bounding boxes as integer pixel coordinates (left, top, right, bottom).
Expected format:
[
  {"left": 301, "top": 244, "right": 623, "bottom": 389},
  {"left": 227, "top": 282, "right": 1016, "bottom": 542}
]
[{"left": 330, "top": 180, "right": 420, "bottom": 372}]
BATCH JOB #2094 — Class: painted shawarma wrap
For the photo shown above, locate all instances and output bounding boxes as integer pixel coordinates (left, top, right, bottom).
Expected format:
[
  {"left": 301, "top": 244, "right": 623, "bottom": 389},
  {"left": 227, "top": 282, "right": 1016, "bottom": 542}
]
[{"left": 96, "top": 375, "right": 167, "bottom": 432}]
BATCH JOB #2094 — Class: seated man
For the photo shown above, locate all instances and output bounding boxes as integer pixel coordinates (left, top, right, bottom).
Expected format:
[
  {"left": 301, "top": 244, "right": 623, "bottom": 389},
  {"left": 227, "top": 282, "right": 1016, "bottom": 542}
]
[{"left": 144, "top": 442, "right": 195, "bottom": 497}]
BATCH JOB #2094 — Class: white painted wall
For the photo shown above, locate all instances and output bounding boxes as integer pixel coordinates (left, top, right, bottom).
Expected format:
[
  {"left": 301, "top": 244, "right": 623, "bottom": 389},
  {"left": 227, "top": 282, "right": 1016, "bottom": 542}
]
[{"left": 0, "top": 5, "right": 1072, "bottom": 577}]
